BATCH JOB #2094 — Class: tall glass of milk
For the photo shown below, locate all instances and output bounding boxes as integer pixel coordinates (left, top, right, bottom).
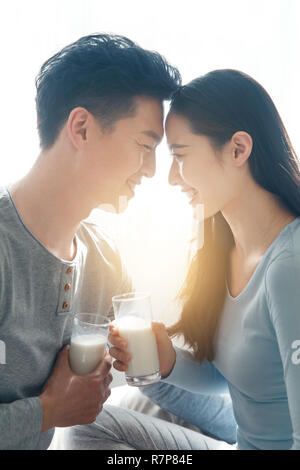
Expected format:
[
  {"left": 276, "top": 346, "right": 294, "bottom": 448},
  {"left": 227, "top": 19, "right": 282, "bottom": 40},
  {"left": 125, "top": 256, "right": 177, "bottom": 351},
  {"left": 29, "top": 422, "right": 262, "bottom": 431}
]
[
  {"left": 112, "top": 292, "right": 161, "bottom": 386},
  {"left": 69, "top": 313, "right": 109, "bottom": 375}
]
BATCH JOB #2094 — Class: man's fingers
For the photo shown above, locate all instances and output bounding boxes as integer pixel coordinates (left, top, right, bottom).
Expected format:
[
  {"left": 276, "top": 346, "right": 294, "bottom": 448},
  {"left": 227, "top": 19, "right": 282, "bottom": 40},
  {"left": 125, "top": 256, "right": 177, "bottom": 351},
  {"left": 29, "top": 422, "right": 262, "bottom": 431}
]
[
  {"left": 88, "top": 356, "right": 112, "bottom": 379},
  {"left": 104, "top": 388, "right": 111, "bottom": 403},
  {"left": 101, "top": 372, "right": 113, "bottom": 386},
  {"left": 99, "top": 356, "right": 112, "bottom": 373},
  {"left": 60, "top": 344, "right": 70, "bottom": 356},
  {"left": 104, "top": 350, "right": 112, "bottom": 363},
  {"left": 55, "top": 344, "right": 71, "bottom": 370},
  {"left": 106, "top": 372, "right": 113, "bottom": 385}
]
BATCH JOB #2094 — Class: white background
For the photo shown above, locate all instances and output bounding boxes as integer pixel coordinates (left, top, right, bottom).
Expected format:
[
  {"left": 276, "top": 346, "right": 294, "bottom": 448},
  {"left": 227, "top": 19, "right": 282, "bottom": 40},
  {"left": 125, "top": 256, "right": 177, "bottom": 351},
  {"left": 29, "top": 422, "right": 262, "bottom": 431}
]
[{"left": 0, "top": 0, "right": 299, "bottom": 325}]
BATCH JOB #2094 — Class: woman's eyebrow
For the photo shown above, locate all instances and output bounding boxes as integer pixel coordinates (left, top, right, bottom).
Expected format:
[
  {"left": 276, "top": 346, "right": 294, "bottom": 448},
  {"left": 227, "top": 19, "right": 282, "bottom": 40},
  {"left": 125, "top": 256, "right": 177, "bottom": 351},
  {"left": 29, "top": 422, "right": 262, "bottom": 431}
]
[{"left": 169, "top": 144, "right": 189, "bottom": 151}]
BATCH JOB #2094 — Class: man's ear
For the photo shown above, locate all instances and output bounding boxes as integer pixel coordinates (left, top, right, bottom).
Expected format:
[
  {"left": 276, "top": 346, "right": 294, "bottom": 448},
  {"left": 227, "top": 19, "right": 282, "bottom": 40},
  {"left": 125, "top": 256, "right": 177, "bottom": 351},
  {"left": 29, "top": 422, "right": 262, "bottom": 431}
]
[
  {"left": 66, "top": 107, "right": 90, "bottom": 149},
  {"left": 231, "top": 131, "right": 253, "bottom": 166}
]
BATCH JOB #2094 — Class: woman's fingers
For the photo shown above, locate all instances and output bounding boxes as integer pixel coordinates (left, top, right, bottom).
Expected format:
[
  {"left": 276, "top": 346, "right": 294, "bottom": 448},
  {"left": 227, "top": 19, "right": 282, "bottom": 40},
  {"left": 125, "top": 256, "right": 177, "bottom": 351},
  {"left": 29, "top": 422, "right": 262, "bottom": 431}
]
[
  {"left": 108, "top": 333, "right": 128, "bottom": 349},
  {"left": 108, "top": 325, "right": 128, "bottom": 350},
  {"left": 109, "top": 346, "right": 131, "bottom": 363},
  {"left": 151, "top": 321, "right": 169, "bottom": 345},
  {"left": 108, "top": 323, "right": 131, "bottom": 372},
  {"left": 113, "top": 360, "right": 128, "bottom": 372}
]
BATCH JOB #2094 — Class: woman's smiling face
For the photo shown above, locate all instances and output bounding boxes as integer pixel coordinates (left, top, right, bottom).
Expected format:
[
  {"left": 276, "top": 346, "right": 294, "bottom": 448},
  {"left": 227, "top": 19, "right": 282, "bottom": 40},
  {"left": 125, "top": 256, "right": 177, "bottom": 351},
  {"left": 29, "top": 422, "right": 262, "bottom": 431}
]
[{"left": 166, "top": 112, "right": 244, "bottom": 219}]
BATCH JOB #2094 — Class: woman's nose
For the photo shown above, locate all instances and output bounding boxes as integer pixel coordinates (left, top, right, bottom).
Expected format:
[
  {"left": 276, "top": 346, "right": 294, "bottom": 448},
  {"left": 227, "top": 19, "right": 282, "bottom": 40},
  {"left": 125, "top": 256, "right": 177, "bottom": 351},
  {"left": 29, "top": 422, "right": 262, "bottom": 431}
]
[{"left": 168, "top": 158, "right": 182, "bottom": 186}]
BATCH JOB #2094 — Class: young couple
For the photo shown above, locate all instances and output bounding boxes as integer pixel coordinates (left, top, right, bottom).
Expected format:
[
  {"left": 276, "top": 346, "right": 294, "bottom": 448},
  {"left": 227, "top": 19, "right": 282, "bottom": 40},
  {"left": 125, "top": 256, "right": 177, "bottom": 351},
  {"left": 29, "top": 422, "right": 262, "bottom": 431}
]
[{"left": 1, "top": 33, "right": 299, "bottom": 451}]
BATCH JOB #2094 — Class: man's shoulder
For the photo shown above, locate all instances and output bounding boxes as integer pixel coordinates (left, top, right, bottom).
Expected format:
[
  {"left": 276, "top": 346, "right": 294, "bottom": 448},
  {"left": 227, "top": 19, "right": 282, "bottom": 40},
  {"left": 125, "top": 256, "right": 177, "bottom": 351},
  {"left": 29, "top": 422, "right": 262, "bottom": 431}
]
[
  {"left": 77, "top": 219, "right": 131, "bottom": 292},
  {"left": 0, "top": 186, "right": 16, "bottom": 248},
  {"left": 77, "top": 219, "right": 121, "bottom": 261},
  {"left": 0, "top": 186, "right": 7, "bottom": 198},
  {"left": 0, "top": 186, "right": 12, "bottom": 220}
]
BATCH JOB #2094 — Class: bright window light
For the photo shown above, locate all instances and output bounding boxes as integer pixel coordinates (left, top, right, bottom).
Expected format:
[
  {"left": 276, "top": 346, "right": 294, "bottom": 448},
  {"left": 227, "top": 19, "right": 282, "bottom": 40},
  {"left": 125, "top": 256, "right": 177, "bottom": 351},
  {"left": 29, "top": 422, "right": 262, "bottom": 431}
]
[{"left": 0, "top": 0, "right": 299, "bottom": 323}]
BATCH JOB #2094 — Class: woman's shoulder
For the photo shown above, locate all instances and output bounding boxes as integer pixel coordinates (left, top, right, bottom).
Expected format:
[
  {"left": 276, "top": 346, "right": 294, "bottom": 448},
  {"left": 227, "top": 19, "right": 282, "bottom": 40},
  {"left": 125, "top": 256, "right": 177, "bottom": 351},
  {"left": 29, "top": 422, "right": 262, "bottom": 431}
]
[
  {"left": 264, "top": 217, "right": 300, "bottom": 307},
  {"left": 266, "top": 216, "right": 300, "bottom": 268}
]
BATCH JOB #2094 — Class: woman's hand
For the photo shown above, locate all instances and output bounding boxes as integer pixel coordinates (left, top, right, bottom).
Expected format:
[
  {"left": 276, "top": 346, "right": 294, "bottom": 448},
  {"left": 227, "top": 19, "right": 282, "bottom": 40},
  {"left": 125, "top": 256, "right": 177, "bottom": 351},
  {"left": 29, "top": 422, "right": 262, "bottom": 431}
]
[{"left": 108, "top": 320, "right": 176, "bottom": 378}]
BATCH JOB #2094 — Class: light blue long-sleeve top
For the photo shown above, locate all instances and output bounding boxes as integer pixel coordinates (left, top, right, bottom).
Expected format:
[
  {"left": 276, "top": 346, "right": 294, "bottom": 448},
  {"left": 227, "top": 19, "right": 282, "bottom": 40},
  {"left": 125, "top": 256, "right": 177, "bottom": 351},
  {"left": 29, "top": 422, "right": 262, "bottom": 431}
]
[{"left": 164, "top": 216, "right": 300, "bottom": 450}]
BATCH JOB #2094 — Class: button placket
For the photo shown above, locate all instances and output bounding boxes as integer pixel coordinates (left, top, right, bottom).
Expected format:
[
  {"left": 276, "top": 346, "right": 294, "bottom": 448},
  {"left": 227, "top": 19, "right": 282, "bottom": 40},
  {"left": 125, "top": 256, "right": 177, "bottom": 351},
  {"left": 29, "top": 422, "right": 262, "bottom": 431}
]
[{"left": 56, "top": 265, "right": 75, "bottom": 315}]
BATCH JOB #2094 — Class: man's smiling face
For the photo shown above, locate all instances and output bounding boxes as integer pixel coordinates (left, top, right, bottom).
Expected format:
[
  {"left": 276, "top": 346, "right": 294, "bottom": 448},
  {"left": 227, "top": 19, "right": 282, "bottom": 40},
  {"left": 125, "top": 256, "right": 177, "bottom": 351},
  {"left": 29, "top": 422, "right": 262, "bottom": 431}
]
[{"left": 84, "top": 96, "right": 164, "bottom": 212}]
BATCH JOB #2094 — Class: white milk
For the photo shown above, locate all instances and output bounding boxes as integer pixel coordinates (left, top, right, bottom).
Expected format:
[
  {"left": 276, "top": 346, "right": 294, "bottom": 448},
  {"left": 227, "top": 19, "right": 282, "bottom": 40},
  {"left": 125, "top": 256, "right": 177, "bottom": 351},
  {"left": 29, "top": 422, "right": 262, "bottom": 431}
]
[
  {"left": 69, "top": 334, "right": 107, "bottom": 375},
  {"left": 115, "top": 315, "right": 160, "bottom": 377}
]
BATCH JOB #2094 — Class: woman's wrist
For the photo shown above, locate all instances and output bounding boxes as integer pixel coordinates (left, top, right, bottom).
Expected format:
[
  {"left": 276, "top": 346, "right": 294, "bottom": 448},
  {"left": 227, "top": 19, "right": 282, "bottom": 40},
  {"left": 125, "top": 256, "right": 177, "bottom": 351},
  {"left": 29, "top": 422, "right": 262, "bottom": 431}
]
[{"left": 161, "top": 347, "right": 176, "bottom": 379}]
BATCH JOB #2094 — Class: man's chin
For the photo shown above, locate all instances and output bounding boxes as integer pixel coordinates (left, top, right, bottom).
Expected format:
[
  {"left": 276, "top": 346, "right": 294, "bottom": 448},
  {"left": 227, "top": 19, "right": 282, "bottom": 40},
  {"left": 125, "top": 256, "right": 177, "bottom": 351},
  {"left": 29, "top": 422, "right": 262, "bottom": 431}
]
[
  {"left": 117, "top": 194, "right": 130, "bottom": 213},
  {"left": 96, "top": 195, "right": 129, "bottom": 214}
]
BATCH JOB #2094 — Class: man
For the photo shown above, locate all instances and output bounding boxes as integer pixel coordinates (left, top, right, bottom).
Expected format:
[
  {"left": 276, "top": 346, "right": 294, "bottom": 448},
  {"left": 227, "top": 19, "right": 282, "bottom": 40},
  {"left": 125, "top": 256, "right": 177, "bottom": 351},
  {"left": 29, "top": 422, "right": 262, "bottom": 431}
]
[{"left": 0, "top": 33, "right": 181, "bottom": 450}]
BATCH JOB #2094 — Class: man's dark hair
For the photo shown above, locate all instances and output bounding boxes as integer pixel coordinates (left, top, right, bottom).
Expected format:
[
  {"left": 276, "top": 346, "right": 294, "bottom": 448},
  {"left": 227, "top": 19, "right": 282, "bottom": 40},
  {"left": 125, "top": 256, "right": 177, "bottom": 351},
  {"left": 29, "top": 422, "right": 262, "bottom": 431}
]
[{"left": 35, "top": 33, "right": 181, "bottom": 149}]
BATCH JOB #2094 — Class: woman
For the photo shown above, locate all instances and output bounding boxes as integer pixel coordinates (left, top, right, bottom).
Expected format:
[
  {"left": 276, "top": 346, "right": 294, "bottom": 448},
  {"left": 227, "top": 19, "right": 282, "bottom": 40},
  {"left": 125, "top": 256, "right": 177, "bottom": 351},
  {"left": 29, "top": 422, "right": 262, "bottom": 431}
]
[{"left": 66, "top": 69, "right": 300, "bottom": 450}]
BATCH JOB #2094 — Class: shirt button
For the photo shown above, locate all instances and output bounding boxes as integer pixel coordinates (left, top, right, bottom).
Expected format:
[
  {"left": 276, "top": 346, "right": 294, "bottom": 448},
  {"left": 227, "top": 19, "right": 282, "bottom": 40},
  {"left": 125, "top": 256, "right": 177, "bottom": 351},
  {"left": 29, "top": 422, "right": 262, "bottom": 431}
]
[
  {"left": 66, "top": 267, "right": 73, "bottom": 274},
  {"left": 62, "top": 301, "right": 69, "bottom": 309},
  {"left": 64, "top": 283, "right": 71, "bottom": 291}
]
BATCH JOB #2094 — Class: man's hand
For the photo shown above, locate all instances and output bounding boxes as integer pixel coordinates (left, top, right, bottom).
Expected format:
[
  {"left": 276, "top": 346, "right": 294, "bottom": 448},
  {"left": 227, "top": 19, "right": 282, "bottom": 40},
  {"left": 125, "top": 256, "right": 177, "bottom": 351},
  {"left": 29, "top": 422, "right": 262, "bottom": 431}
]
[{"left": 39, "top": 345, "right": 112, "bottom": 433}]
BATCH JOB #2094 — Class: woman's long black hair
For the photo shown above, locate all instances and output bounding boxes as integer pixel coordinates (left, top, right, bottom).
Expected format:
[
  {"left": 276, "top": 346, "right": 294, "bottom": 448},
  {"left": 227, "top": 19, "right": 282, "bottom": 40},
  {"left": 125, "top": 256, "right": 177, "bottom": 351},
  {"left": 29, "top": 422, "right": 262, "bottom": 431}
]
[{"left": 167, "top": 69, "right": 300, "bottom": 362}]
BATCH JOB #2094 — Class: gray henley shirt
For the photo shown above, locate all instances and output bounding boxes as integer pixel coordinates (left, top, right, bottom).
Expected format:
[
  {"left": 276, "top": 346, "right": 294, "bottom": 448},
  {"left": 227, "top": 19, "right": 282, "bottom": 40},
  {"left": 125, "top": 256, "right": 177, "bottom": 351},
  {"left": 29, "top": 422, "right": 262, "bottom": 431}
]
[{"left": 0, "top": 186, "right": 131, "bottom": 450}]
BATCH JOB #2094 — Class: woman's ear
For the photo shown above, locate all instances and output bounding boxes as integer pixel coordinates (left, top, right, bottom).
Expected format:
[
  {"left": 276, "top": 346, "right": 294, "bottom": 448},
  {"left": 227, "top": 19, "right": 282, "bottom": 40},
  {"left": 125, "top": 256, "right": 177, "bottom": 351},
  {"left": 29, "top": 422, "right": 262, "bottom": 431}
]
[{"left": 231, "top": 131, "right": 253, "bottom": 166}]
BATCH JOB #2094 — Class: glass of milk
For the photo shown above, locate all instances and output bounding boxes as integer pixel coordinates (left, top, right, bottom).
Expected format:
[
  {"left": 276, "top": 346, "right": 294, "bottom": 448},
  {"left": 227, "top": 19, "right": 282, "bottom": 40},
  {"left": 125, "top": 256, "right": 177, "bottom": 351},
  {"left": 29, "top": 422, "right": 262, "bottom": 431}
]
[
  {"left": 69, "top": 313, "right": 109, "bottom": 375},
  {"left": 112, "top": 292, "right": 161, "bottom": 386}
]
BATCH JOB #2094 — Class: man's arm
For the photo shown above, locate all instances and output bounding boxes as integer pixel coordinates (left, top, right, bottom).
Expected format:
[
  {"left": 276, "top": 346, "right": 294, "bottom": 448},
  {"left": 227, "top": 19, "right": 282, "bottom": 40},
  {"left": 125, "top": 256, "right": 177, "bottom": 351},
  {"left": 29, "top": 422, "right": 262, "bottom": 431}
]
[
  {"left": 0, "top": 346, "right": 112, "bottom": 450},
  {"left": 0, "top": 398, "right": 43, "bottom": 450}
]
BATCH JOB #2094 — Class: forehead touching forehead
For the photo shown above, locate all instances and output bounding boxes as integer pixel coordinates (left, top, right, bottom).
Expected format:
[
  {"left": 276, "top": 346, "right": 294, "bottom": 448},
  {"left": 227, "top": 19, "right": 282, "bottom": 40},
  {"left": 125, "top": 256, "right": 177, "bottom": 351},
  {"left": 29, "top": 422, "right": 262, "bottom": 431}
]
[
  {"left": 165, "top": 112, "right": 192, "bottom": 146},
  {"left": 132, "top": 96, "right": 164, "bottom": 140}
]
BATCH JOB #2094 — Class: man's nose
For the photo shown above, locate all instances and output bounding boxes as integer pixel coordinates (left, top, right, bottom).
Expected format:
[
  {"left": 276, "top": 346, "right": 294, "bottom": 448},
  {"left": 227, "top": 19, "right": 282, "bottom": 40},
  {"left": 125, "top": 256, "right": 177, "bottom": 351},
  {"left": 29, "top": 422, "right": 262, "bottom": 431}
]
[
  {"left": 141, "top": 152, "right": 156, "bottom": 178},
  {"left": 168, "top": 158, "right": 182, "bottom": 186}
]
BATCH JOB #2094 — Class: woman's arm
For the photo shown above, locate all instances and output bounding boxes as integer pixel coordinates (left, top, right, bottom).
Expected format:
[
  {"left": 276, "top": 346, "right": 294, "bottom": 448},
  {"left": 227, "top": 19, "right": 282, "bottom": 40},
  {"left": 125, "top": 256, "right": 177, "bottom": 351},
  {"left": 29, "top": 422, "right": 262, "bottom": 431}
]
[
  {"left": 109, "top": 321, "right": 229, "bottom": 395},
  {"left": 162, "top": 346, "right": 229, "bottom": 395},
  {"left": 266, "top": 254, "right": 300, "bottom": 450}
]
